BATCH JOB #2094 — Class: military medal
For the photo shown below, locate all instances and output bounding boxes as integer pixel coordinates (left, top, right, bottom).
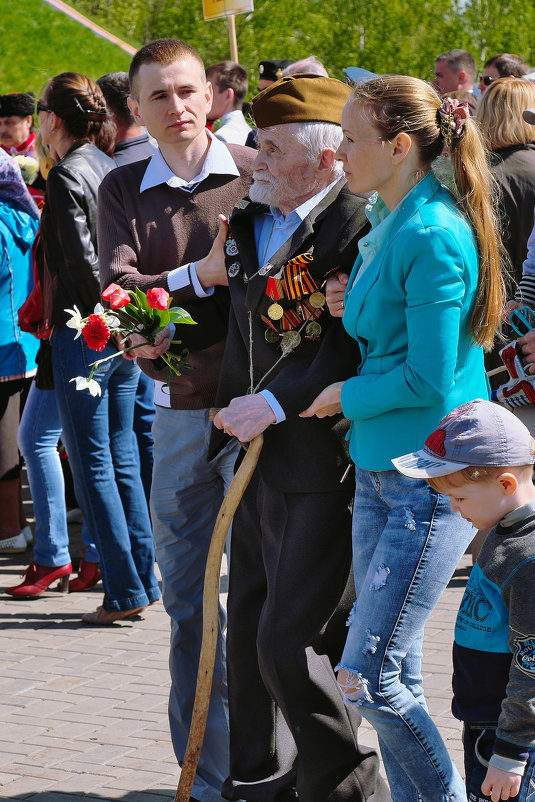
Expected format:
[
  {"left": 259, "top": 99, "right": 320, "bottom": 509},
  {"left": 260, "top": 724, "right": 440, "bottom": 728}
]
[
  {"left": 266, "top": 276, "right": 283, "bottom": 300},
  {"left": 305, "top": 321, "right": 322, "bottom": 338},
  {"left": 259, "top": 263, "right": 272, "bottom": 276},
  {"left": 225, "top": 238, "right": 238, "bottom": 256},
  {"left": 281, "top": 255, "right": 318, "bottom": 300},
  {"left": 227, "top": 262, "right": 240, "bottom": 278},
  {"left": 309, "top": 291, "right": 326, "bottom": 309},
  {"left": 265, "top": 328, "right": 280, "bottom": 344},
  {"left": 267, "top": 303, "right": 284, "bottom": 321},
  {"left": 281, "top": 330, "right": 301, "bottom": 352}
]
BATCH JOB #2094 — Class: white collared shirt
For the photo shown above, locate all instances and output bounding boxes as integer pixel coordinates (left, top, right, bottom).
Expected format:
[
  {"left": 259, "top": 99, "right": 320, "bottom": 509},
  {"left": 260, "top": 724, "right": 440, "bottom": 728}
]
[{"left": 140, "top": 130, "right": 240, "bottom": 193}]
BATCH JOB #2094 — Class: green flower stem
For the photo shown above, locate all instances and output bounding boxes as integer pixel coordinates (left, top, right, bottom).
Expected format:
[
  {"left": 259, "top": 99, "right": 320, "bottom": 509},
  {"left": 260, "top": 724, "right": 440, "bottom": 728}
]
[
  {"left": 87, "top": 341, "right": 151, "bottom": 373},
  {"left": 87, "top": 340, "right": 185, "bottom": 382}
]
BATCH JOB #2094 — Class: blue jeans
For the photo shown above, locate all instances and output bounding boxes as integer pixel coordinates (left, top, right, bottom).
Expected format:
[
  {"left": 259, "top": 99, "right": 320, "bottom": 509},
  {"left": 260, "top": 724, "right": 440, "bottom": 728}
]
[
  {"left": 151, "top": 406, "right": 240, "bottom": 802},
  {"left": 18, "top": 380, "right": 98, "bottom": 567},
  {"left": 338, "top": 468, "right": 473, "bottom": 802},
  {"left": 463, "top": 725, "right": 535, "bottom": 802},
  {"left": 52, "top": 326, "right": 159, "bottom": 611}
]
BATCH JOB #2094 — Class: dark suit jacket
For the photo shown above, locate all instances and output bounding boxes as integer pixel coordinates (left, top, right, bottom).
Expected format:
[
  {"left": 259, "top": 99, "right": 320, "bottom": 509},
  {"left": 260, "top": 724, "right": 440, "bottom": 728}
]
[{"left": 214, "top": 179, "right": 370, "bottom": 492}]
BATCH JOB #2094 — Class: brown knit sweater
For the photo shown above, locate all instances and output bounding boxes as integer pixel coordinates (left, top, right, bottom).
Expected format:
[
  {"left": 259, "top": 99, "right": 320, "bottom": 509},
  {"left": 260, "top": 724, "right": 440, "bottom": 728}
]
[{"left": 97, "top": 144, "right": 255, "bottom": 409}]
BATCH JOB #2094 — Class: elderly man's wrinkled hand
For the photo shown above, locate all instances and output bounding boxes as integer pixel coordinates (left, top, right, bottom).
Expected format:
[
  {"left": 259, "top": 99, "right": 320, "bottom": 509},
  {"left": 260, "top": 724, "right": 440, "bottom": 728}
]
[{"left": 213, "top": 393, "right": 276, "bottom": 442}]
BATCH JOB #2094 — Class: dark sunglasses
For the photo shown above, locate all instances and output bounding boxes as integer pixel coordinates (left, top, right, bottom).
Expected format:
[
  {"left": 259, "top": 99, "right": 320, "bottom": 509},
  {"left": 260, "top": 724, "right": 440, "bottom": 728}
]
[
  {"left": 36, "top": 100, "right": 53, "bottom": 114},
  {"left": 480, "top": 75, "right": 495, "bottom": 86}
]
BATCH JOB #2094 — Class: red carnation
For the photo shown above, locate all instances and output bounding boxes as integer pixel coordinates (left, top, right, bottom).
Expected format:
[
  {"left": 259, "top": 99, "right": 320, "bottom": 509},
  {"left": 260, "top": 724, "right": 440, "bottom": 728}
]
[
  {"left": 146, "top": 287, "right": 170, "bottom": 310},
  {"left": 82, "top": 315, "right": 111, "bottom": 352}
]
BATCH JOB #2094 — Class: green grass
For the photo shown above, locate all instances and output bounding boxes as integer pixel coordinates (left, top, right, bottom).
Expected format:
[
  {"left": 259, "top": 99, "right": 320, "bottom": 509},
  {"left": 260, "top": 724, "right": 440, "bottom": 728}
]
[{"left": 2, "top": 0, "right": 133, "bottom": 97}]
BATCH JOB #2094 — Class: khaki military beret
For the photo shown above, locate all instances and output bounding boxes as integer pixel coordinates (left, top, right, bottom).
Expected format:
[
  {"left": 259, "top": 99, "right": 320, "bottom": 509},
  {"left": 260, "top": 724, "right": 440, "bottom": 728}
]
[{"left": 252, "top": 73, "right": 351, "bottom": 128}]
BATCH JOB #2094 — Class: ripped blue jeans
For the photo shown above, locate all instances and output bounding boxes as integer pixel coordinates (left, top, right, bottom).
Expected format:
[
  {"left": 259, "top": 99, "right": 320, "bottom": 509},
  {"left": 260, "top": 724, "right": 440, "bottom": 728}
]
[{"left": 338, "top": 468, "right": 473, "bottom": 802}]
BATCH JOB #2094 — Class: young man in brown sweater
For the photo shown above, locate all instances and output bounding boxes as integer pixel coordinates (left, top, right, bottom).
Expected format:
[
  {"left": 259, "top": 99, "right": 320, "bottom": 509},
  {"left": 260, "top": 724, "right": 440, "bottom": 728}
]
[{"left": 97, "top": 38, "right": 255, "bottom": 802}]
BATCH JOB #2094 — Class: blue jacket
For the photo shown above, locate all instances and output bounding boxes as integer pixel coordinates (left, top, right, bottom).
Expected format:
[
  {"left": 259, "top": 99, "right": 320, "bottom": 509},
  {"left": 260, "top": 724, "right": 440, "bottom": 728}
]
[
  {"left": 341, "top": 172, "right": 489, "bottom": 470},
  {"left": 0, "top": 201, "right": 39, "bottom": 379}
]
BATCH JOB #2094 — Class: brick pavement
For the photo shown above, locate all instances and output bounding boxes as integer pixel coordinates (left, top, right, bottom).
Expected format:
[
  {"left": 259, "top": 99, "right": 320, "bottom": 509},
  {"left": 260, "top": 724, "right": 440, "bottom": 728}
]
[{"left": 0, "top": 504, "right": 471, "bottom": 802}]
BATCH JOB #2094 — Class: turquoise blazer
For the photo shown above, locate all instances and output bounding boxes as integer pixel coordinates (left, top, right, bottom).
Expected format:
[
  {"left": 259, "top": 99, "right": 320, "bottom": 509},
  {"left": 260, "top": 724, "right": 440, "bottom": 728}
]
[{"left": 341, "top": 172, "right": 489, "bottom": 471}]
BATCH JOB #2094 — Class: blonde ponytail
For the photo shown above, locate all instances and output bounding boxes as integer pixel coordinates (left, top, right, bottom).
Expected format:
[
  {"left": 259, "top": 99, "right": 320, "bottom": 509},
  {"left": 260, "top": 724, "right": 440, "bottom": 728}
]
[{"left": 449, "top": 120, "right": 504, "bottom": 349}]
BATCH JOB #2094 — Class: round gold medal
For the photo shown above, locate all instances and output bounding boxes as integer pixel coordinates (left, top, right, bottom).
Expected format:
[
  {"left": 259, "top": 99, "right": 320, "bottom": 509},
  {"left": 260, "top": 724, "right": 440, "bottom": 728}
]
[
  {"left": 309, "top": 291, "right": 326, "bottom": 309},
  {"left": 267, "top": 303, "right": 284, "bottom": 321}
]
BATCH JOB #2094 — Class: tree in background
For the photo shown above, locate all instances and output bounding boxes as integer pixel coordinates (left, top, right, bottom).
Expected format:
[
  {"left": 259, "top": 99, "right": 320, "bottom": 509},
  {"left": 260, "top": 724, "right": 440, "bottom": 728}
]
[{"left": 72, "top": 0, "right": 535, "bottom": 90}]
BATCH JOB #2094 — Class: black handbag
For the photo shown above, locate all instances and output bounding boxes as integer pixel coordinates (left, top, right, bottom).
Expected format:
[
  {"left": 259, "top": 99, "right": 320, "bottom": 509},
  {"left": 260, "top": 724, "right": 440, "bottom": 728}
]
[{"left": 35, "top": 339, "right": 54, "bottom": 390}]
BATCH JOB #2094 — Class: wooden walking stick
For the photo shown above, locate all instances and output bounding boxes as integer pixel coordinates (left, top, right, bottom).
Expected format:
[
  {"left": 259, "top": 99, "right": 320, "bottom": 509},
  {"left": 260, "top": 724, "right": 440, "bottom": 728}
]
[{"left": 174, "top": 431, "right": 264, "bottom": 802}]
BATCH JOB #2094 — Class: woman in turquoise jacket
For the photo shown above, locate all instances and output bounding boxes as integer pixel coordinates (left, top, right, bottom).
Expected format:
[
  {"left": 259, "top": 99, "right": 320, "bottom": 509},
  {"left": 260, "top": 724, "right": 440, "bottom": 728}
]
[{"left": 302, "top": 76, "right": 503, "bottom": 802}]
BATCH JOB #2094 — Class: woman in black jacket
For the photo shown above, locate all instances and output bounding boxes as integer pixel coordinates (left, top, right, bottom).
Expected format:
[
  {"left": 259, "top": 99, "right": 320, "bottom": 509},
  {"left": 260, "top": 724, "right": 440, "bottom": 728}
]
[
  {"left": 36, "top": 72, "right": 160, "bottom": 623},
  {"left": 478, "top": 77, "right": 535, "bottom": 285}
]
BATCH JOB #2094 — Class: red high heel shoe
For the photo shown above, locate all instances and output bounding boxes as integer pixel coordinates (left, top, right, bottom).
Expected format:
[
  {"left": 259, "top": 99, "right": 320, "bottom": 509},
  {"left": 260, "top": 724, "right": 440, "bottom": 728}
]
[
  {"left": 68, "top": 558, "right": 101, "bottom": 592},
  {"left": 5, "top": 562, "right": 72, "bottom": 597}
]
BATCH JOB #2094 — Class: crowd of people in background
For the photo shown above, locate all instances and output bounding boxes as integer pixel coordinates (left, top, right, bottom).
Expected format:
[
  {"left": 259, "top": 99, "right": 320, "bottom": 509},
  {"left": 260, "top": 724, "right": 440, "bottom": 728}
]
[{"left": 1, "top": 39, "right": 535, "bottom": 802}]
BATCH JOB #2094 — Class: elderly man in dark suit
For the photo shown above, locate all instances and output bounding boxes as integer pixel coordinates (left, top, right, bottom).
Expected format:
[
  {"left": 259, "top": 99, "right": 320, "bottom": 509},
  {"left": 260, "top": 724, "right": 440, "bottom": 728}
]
[{"left": 212, "top": 75, "right": 381, "bottom": 802}]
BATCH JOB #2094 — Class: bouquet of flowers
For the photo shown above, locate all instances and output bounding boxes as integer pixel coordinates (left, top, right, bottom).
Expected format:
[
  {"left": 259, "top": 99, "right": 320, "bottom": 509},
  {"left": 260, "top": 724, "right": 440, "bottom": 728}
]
[
  {"left": 13, "top": 154, "right": 39, "bottom": 186},
  {"left": 66, "top": 285, "right": 195, "bottom": 396}
]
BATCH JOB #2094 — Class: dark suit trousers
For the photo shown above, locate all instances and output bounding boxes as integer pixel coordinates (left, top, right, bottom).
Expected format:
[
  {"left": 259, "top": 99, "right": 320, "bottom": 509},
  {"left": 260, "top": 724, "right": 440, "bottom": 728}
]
[{"left": 222, "top": 472, "right": 379, "bottom": 802}]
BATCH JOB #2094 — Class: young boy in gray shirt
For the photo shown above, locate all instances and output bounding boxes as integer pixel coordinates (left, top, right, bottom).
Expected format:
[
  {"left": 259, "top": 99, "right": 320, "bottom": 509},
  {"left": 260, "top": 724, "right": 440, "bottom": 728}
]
[{"left": 393, "top": 399, "right": 535, "bottom": 802}]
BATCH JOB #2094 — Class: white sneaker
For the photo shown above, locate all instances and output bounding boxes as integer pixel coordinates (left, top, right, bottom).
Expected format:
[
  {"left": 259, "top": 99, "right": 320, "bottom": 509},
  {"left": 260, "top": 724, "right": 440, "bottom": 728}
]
[{"left": 0, "top": 532, "right": 28, "bottom": 554}]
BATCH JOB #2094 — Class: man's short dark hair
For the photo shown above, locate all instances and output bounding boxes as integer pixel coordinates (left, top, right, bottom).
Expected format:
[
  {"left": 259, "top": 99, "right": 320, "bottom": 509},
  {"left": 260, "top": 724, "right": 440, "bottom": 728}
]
[
  {"left": 129, "top": 38, "right": 205, "bottom": 98},
  {"left": 436, "top": 49, "right": 476, "bottom": 80},
  {"left": 97, "top": 72, "right": 133, "bottom": 127},
  {"left": 206, "top": 61, "right": 248, "bottom": 108},
  {"left": 484, "top": 53, "right": 531, "bottom": 78}
]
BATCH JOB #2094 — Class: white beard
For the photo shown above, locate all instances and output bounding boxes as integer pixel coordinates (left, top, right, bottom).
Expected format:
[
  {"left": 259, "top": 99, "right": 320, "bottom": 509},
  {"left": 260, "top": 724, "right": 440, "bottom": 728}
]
[
  {"left": 249, "top": 171, "right": 324, "bottom": 211},
  {"left": 249, "top": 175, "right": 281, "bottom": 206}
]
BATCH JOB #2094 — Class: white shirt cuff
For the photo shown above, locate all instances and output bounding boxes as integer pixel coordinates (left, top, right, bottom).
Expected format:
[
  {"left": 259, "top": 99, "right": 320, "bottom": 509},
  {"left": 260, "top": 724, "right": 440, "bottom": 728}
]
[
  {"left": 260, "top": 390, "right": 286, "bottom": 424},
  {"left": 167, "top": 263, "right": 214, "bottom": 298},
  {"left": 489, "top": 754, "right": 527, "bottom": 775}
]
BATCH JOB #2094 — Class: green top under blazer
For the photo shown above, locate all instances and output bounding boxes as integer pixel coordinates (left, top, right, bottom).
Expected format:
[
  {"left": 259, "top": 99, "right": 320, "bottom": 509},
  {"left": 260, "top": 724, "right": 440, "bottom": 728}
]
[{"left": 341, "top": 171, "right": 489, "bottom": 471}]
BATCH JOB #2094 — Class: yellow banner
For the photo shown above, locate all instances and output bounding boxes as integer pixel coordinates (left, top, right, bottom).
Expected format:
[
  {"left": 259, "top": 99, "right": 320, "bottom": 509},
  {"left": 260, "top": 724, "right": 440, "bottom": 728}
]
[{"left": 202, "top": 0, "right": 254, "bottom": 21}]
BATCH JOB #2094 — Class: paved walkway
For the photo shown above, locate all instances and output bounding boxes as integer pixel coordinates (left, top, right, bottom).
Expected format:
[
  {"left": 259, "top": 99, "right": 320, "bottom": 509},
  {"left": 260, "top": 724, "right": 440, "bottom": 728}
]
[{"left": 0, "top": 501, "right": 471, "bottom": 802}]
